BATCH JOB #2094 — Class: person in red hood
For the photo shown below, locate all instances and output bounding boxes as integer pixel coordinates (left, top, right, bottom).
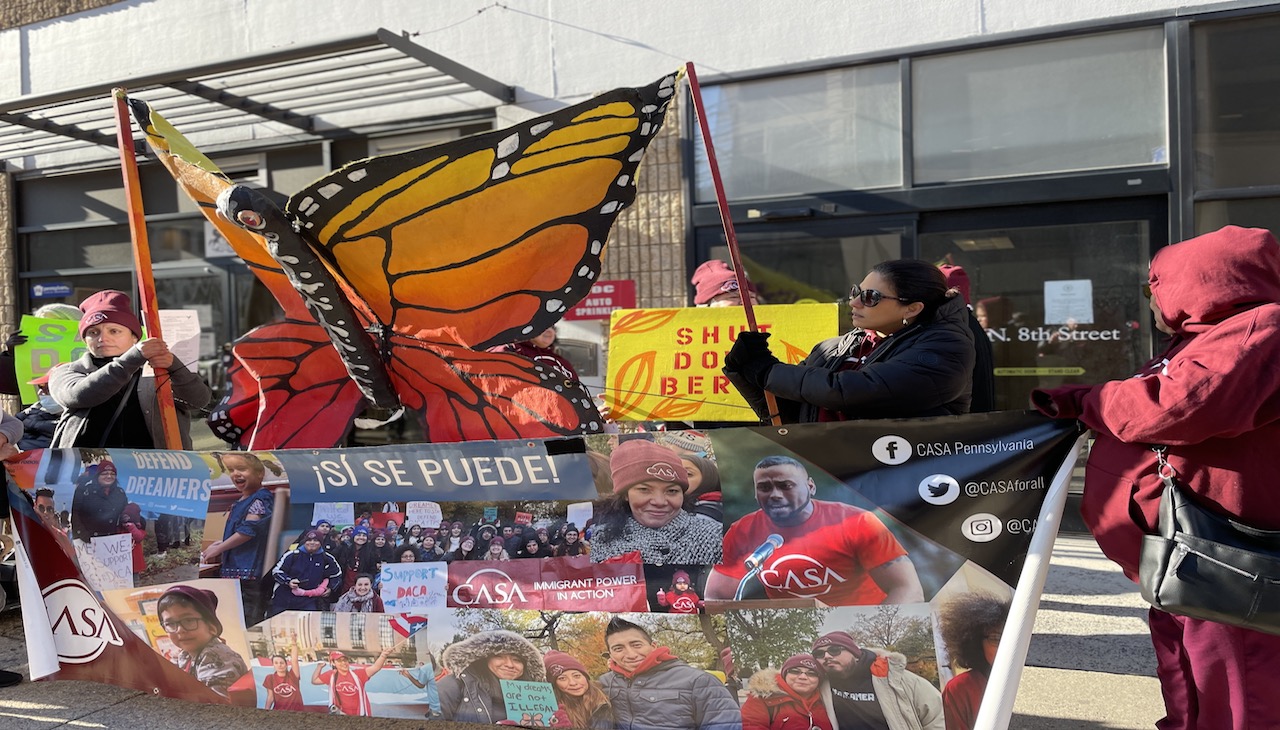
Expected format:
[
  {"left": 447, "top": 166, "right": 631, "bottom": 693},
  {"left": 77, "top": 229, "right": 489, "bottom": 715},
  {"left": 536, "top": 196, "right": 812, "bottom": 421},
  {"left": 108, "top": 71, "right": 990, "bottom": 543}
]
[
  {"left": 598, "top": 617, "right": 739, "bottom": 730},
  {"left": 1032, "top": 225, "right": 1280, "bottom": 730},
  {"left": 742, "top": 653, "right": 833, "bottom": 730}
]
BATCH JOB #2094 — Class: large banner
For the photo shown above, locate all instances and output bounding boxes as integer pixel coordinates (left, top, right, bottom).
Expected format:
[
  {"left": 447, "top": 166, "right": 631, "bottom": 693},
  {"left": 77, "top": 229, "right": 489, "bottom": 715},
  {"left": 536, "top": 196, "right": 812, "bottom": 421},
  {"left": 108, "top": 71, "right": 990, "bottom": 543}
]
[{"left": 9, "top": 413, "right": 1080, "bottom": 729}]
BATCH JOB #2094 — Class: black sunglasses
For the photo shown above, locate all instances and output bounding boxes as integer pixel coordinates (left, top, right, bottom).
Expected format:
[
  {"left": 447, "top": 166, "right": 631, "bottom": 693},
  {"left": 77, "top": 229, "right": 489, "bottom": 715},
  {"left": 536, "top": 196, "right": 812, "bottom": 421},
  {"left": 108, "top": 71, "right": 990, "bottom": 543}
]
[
  {"left": 812, "top": 646, "right": 847, "bottom": 659},
  {"left": 846, "top": 284, "right": 913, "bottom": 308}
]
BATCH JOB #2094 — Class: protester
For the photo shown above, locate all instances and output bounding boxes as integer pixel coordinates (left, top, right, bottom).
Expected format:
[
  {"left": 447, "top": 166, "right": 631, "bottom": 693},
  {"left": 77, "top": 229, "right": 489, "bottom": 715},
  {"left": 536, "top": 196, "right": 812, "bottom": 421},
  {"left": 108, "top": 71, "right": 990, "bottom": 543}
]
[
  {"left": 445, "top": 534, "right": 478, "bottom": 563},
  {"left": 442, "top": 521, "right": 465, "bottom": 553},
  {"left": 263, "top": 637, "right": 304, "bottom": 712},
  {"left": 515, "top": 532, "right": 547, "bottom": 559},
  {"left": 292, "top": 518, "right": 337, "bottom": 554},
  {"left": 591, "top": 440, "right": 723, "bottom": 565},
  {"left": 938, "top": 593, "right": 1010, "bottom": 730},
  {"left": 692, "top": 259, "right": 758, "bottom": 307},
  {"left": 551, "top": 524, "right": 588, "bottom": 558},
  {"left": 742, "top": 653, "right": 833, "bottom": 730},
  {"left": 15, "top": 373, "right": 61, "bottom": 449},
  {"left": 724, "top": 259, "right": 974, "bottom": 423},
  {"left": 706, "top": 455, "right": 923, "bottom": 604},
  {"left": 120, "top": 503, "right": 147, "bottom": 580},
  {"left": 656, "top": 569, "right": 704, "bottom": 614},
  {"left": 0, "top": 302, "right": 81, "bottom": 397},
  {"left": 49, "top": 290, "right": 211, "bottom": 449},
  {"left": 372, "top": 529, "right": 395, "bottom": 564},
  {"left": 399, "top": 659, "right": 444, "bottom": 719},
  {"left": 489, "top": 326, "right": 580, "bottom": 383},
  {"left": 157, "top": 585, "right": 249, "bottom": 698},
  {"left": 483, "top": 536, "right": 510, "bottom": 561},
  {"left": 1031, "top": 225, "right": 1280, "bottom": 729},
  {"left": 70, "top": 460, "right": 126, "bottom": 544},
  {"left": 0, "top": 409, "right": 22, "bottom": 687},
  {"left": 543, "top": 650, "right": 614, "bottom": 730},
  {"left": 417, "top": 535, "right": 444, "bottom": 561},
  {"left": 598, "top": 617, "right": 739, "bottom": 730},
  {"left": 335, "top": 526, "right": 379, "bottom": 593},
  {"left": 405, "top": 524, "right": 425, "bottom": 546},
  {"left": 394, "top": 544, "right": 421, "bottom": 563},
  {"left": 332, "top": 574, "right": 385, "bottom": 613},
  {"left": 310, "top": 646, "right": 395, "bottom": 717},
  {"left": 437, "top": 629, "right": 546, "bottom": 724},
  {"left": 938, "top": 263, "right": 995, "bottom": 413},
  {"left": 680, "top": 454, "right": 723, "bottom": 524},
  {"left": 269, "top": 530, "right": 342, "bottom": 616},
  {"left": 811, "top": 630, "right": 943, "bottom": 730}
]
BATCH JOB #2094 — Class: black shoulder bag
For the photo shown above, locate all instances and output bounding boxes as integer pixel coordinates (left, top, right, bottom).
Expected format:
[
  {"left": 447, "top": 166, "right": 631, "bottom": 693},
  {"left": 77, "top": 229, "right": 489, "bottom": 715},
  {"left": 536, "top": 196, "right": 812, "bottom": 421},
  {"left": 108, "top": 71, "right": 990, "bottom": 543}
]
[{"left": 1138, "top": 446, "right": 1280, "bottom": 635}]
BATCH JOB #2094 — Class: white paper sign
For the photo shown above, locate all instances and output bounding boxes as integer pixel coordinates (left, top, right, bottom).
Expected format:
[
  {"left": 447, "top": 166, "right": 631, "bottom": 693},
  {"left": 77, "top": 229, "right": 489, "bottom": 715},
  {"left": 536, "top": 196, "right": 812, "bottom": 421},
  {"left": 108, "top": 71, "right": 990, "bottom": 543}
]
[
  {"left": 142, "top": 310, "right": 202, "bottom": 376},
  {"left": 567, "top": 502, "right": 594, "bottom": 531},
  {"left": 80, "top": 534, "right": 134, "bottom": 591},
  {"left": 379, "top": 561, "right": 448, "bottom": 610},
  {"left": 406, "top": 501, "right": 443, "bottom": 530},
  {"left": 312, "top": 502, "right": 355, "bottom": 527},
  {"left": 1043, "top": 280, "right": 1094, "bottom": 325}
]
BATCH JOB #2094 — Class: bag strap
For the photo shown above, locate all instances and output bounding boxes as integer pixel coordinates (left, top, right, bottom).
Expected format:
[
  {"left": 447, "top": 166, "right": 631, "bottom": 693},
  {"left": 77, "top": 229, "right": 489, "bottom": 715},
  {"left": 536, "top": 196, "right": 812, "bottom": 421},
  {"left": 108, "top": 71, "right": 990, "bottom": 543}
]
[{"left": 98, "top": 371, "right": 142, "bottom": 448}]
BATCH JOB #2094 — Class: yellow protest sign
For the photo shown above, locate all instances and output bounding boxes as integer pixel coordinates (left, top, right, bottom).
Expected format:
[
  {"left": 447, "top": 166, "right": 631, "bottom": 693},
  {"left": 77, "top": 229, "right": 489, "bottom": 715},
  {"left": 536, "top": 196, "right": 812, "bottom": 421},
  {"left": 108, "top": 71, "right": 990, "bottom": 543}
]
[
  {"left": 15, "top": 315, "right": 86, "bottom": 403},
  {"left": 604, "top": 304, "right": 838, "bottom": 422}
]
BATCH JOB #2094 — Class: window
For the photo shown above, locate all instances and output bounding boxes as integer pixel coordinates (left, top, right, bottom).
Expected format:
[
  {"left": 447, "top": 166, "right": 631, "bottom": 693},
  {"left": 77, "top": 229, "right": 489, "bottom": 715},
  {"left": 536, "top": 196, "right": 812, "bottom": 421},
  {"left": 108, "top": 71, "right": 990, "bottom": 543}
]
[
  {"left": 693, "top": 64, "right": 902, "bottom": 201},
  {"left": 913, "top": 29, "right": 1167, "bottom": 183},
  {"left": 350, "top": 614, "right": 366, "bottom": 649},
  {"left": 321, "top": 613, "right": 337, "bottom": 647},
  {"left": 1193, "top": 15, "right": 1280, "bottom": 190}
]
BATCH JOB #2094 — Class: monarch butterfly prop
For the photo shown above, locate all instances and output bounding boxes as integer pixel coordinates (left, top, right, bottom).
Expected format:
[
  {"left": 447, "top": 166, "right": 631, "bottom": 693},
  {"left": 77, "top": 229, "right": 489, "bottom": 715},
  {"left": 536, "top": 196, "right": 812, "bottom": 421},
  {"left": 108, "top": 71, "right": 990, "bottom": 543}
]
[{"left": 130, "top": 72, "right": 679, "bottom": 448}]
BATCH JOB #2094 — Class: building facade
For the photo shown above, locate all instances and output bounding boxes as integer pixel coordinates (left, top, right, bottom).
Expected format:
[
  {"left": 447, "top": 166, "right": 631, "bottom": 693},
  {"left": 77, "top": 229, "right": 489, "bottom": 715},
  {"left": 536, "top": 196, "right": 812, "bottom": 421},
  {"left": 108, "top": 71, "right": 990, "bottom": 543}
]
[{"left": 3, "top": 0, "right": 1279, "bottom": 434}]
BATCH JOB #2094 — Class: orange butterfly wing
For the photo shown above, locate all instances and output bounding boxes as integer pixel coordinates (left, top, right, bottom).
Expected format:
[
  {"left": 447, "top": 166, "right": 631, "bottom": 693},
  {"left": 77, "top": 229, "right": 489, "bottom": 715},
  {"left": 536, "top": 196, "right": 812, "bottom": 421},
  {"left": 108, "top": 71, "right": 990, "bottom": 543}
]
[{"left": 287, "top": 73, "right": 678, "bottom": 349}]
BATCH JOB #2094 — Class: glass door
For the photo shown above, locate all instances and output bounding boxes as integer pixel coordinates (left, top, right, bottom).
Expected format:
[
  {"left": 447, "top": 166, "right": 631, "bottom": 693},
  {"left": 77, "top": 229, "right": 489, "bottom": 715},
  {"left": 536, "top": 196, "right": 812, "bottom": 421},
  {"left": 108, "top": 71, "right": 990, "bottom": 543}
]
[{"left": 918, "top": 198, "right": 1167, "bottom": 410}]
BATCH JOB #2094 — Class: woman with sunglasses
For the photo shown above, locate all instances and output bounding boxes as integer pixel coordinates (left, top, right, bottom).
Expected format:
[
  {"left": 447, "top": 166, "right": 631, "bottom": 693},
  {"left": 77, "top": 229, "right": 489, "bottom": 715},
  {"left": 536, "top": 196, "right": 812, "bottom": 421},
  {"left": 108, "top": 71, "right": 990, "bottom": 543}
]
[
  {"left": 726, "top": 259, "right": 974, "bottom": 423},
  {"left": 741, "top": 653, "right": 833, "bottom": 730}
]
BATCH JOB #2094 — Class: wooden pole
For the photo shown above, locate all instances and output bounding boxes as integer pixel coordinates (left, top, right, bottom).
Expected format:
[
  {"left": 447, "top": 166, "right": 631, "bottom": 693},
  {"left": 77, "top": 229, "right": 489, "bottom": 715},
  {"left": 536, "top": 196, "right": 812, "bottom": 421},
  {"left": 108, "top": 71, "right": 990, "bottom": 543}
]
[
  {"left": 684, "top": 62, "right": 782, "bottom": 426},
  {"left": 111, "top": 88, "right": 183, "bottom": 450}
]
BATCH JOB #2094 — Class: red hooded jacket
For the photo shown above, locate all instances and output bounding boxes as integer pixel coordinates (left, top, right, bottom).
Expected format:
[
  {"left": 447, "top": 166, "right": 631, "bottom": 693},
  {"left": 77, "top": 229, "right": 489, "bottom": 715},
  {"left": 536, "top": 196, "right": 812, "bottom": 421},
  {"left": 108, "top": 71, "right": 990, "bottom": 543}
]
[{"left": 1032, "top": 226, "right": 1280, "bottom": 579}]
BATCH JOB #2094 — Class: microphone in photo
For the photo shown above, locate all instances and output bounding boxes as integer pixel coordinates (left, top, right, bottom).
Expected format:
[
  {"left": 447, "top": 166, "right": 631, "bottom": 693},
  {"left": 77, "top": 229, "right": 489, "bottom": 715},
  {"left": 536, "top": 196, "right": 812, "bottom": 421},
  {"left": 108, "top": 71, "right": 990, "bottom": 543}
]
[{"left": 744, "top": 534, "right": 784, "bottom": 571}]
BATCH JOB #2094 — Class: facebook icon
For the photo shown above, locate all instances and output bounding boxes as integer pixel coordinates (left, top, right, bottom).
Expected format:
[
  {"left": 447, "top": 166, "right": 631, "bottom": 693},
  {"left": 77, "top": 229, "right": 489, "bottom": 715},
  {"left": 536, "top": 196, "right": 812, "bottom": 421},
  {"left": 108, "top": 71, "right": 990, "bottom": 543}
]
[{"left": 872, "top": 435, "right": 912, "bottom": 465}]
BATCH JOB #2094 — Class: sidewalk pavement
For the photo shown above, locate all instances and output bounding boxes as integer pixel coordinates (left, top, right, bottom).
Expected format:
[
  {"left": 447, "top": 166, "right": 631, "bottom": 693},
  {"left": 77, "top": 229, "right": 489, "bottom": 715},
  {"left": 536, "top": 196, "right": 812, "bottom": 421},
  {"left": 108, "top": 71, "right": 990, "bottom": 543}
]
[{"left": 0, "top": 533, "right": 1163, "bottom": 729}]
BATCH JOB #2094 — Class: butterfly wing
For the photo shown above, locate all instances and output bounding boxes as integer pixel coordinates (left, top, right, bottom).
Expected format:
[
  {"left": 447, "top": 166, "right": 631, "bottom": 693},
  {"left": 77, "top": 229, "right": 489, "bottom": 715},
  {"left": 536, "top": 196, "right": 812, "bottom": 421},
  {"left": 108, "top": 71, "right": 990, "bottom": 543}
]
[
  {"left": 208, "top": 318, "right": 367, "bottom": 449},
  {"left": 387, "top": 330, "right": 600, "bottom": 442},
  {"left": 286, "top": 72, "right": 679, "bottom": 349}
]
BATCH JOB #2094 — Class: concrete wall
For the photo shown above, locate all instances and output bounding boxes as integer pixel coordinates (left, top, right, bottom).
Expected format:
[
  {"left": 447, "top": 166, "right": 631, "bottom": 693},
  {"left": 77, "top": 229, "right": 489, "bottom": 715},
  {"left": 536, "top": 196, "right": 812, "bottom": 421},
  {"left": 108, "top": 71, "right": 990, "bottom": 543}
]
[{"left": 3, "top": 0, "right": 1253, "bottom": 116}]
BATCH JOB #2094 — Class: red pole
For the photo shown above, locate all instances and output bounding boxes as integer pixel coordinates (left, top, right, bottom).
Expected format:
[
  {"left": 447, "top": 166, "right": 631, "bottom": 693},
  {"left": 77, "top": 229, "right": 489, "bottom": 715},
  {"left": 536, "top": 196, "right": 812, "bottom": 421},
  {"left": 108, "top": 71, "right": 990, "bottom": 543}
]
[
  {"left": 685, "top": 62, "right": 781, "bottom": 425},
  {"left": 112, "top": 88, "right": 183, "bottom": 450}
]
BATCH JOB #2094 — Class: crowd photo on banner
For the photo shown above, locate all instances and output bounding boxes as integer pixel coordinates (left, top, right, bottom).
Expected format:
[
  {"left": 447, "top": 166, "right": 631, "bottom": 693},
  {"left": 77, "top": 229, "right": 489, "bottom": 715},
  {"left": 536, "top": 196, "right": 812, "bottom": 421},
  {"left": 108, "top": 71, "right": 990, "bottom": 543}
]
[{"left": 10, "top": 60, "right": 1274, "bottom": 730}]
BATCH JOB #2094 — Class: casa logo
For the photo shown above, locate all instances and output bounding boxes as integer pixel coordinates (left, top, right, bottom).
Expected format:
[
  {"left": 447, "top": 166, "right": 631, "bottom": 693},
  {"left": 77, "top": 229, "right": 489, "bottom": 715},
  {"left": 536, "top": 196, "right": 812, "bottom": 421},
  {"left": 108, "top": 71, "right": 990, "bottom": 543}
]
[
  {"left": 451, "top": 568, "right": 529, "bottom": 607},
  {"left": 645, "top": 463, "right": 681, "bottom": 482},
  {"left": 669, "top": 594, "right": 698, "bottom": 612},
  {"left": 44, "top": 579, "right": 124, "bottom": 664},
  {"left": 759, "top": 554, "right": 848, "bottom": 598}
]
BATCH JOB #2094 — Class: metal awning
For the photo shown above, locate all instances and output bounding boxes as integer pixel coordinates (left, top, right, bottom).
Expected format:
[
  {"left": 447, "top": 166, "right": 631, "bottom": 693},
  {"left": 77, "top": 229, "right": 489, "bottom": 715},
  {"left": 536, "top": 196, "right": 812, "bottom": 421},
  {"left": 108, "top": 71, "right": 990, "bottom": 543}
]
[{"left": 0, "top": 28, "right": 515, "bottom": 167}]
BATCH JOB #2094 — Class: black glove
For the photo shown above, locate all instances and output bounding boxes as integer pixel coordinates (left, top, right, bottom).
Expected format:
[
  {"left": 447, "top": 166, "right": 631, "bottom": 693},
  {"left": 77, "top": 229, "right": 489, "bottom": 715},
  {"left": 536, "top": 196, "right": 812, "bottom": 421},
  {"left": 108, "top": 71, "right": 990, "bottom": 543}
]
[
  {"left": 3, "top": 332, "right": 26, "bottom": 352},
  {"left": 725, "top": 331, "right": 780, "bottom": 388}
]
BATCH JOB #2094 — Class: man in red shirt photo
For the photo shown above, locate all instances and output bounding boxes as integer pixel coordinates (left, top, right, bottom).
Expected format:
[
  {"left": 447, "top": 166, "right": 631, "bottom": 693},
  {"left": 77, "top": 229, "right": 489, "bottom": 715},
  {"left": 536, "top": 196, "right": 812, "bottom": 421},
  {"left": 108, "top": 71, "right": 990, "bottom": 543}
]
[{"left": 705, "top": 455, "right": 924, "bottom": 604}]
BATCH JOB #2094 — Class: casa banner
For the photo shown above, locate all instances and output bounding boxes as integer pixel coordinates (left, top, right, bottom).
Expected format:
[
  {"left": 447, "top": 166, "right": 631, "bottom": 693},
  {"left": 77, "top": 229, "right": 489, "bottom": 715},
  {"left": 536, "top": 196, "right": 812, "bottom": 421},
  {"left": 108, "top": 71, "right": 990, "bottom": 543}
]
[
  {"left": 604, "top": 304, "right": 838, "bottom": 422},
  {"left": 9, "top": 412, "right": 1080, "bottom": 730}
]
